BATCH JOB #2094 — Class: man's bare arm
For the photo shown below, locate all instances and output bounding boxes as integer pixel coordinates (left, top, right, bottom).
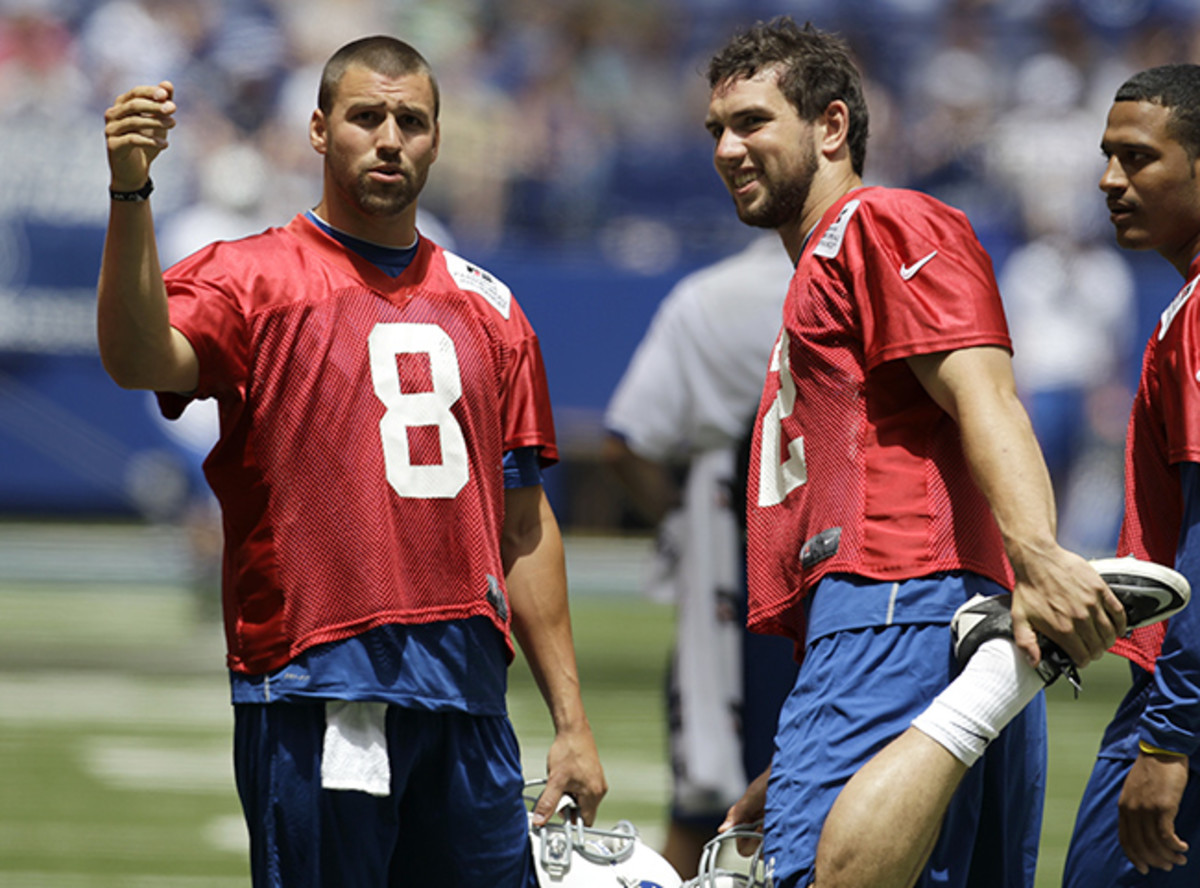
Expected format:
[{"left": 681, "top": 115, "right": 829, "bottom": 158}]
[
  {"left": 600, "top": 435, "right": 680, "bottom": 526},
  {"left": 502, "top": 484, "right": 607, "bottom": 826},
  {"left": 98, "top": 81, "right": 198, "bottom": 393},
  {"left": 908, "top": 345, "right": 1125, "bottom": 667}
]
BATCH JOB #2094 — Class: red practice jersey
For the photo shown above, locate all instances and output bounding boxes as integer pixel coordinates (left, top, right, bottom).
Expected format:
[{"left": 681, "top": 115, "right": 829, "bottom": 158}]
[
  {"left": 746, "top": 187, "right": 1014, "bottom": 643},
  {"left": 1112, "top": 260, "right": 1200, "bottom": 672},
  {"left": 161, "top": 215, "right": 557, "bottom": 674}
]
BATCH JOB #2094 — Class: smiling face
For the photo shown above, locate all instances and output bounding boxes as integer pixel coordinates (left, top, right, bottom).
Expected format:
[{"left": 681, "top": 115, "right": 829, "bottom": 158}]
[
  {"left": 310, "top": 62, "right": 440, "bottom": 244},
  {"left": 1100, "top": 99, "right": 1200, "bottom": 275},
  {"left": 706, "top": 68, "right": 819, "bottom": 236}
]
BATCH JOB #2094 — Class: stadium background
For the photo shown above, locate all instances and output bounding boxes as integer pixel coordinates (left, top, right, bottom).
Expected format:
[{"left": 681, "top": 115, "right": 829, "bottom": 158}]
[{"left": 0, "top": 0, "right": 1196, "bottom": 884}]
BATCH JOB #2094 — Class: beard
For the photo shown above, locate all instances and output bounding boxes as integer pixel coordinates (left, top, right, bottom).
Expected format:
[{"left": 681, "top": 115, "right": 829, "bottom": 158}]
[
  {"left": 735, "top": 144, "right": 818, "bottom": 230},
  {"left": 350, "top": 166, "right": 427, "bottom": 217},
  {"left": 326, "top": 146, "right": 430, "bottom": 219}
]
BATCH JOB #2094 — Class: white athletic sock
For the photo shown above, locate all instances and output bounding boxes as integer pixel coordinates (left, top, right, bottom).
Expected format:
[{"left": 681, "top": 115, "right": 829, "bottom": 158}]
[{"left": 910, "top": 638, "right": 1045, "bottom": 767}]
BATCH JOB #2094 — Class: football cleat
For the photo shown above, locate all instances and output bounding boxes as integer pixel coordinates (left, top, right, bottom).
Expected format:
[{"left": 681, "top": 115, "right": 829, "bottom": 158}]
[
  {"left": 680, "top": 824, "right": 772, "bottom": 888},
  {"left": 1088, "top": 557, "right": 1191, "bottom": 629},
  {"left": 950, "top": 593, "right": 1079, "bottom": 688},
  {"left": 526, "top": 782, "right": 682, "bottom": 887},
  {"left": 951, "top": 557, "right": 1191, "bottom": 689}
]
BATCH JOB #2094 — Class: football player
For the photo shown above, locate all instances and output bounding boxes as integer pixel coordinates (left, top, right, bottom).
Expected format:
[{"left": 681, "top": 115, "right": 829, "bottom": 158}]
[
  {"left": 703, "top": 17, "right": 1133, "bottom": 888},
  {"left": 98, "top": 35, "right": 605, "bottom": 887},
  {"left": 1064, "top": 64, "right": 1200, "bottom": 886}
]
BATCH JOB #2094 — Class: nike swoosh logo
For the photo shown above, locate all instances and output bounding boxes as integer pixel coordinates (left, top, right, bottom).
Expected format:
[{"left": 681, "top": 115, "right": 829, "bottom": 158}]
[
  {"left": 1123, "top": 586, "right": 1183, "bottom": 628},
  {"left": 900, "top": 250, "right": 938, "bottom": 280}
]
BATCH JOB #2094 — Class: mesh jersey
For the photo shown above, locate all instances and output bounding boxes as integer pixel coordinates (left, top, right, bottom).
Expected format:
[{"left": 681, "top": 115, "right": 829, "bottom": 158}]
[
  {"left": 1112, "top": 261, "right": 1200, "bottom": 672},
  {"left": 746, "top": 187, "right": 1014, "bottom": 643},
  {"left": 160, "top": 215, "right": 557, "bottom": 674}
]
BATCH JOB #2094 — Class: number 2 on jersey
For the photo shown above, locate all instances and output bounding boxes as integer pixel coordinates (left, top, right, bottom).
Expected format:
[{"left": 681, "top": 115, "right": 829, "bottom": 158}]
[
  {"left": 368, "top": 322, "right": 469, "bottom": 498},
  {"left": 758, "top": 330, "right": 807, "bottom": 506}
]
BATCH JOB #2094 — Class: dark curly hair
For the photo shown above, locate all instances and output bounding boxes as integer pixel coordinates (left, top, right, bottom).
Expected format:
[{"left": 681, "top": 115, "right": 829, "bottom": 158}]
[{"left": 708, "top": 17, "right": 868, "bottom": 176}]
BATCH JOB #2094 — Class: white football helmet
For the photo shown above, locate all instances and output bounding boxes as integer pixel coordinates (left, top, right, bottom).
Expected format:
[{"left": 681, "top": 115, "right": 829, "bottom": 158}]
[
  {"left": 526, "top": 783, "right": 682, "bottom": 888},
  {"left": 680, "top": 824, "right": 772, "bottom": 888}
]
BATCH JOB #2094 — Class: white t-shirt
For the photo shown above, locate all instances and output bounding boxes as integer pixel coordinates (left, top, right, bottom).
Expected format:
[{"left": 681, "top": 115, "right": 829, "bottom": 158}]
[
  {"left": 602, "top": 234, "right": 793, "bottom": 808},
  {"left": 605, "top": 235, "right": 793, "bottom": 459}
]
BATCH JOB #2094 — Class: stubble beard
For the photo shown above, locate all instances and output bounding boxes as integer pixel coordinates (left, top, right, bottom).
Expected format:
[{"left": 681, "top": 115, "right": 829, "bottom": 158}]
[
  {"left": 736, "top": 148, "right": 818, "bottom": 231},
  {"left": 353, "top": 169, "right": 425, "bottom": 218},
  {"left": 330, "top": 145, "right": 429, "bottom": 218}
]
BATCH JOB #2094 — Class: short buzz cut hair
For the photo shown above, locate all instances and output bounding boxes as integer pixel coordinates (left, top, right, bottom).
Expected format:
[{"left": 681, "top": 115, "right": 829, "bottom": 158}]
[
  {"left": 707, "top": 17, "right": 869, "bottom": 177},
  {"left": 1115, "top": 64, "right": 1200, "bottom": 162},
  {"left": 318, "top": 35, "right": 439, "bottom": 119}
]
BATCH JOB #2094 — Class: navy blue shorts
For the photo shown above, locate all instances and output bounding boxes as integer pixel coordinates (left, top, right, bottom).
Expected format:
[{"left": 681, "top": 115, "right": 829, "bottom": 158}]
[
  {"left": 1064, "top": 670, "right": 1200, "bottom": 887},
  {"left": 233, "top": 702, "right": 537, "bottom": 888},
  {"left": 1064, "top": 754, "right": 1200, "bottom": 887},
  {"left": 764, "top": 574, "right": 1046, "bottom": 888}
]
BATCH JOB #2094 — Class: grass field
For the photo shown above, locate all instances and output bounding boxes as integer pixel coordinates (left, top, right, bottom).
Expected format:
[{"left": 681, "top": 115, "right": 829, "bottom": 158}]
[{"left": 0, "top": 526, "right": 1130, "bottom": 887}]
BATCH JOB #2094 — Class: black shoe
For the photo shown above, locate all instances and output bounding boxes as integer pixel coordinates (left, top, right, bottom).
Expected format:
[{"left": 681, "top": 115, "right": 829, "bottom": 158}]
[
  {"left": 1088, "top": 557, "right": 1191, "bottom": 629},
  {"left": 950, "top": 558, "right": 1191, "bottom": 690},
  {"left": 950, "top": 592, "right": 1077, "bottom": 687}
]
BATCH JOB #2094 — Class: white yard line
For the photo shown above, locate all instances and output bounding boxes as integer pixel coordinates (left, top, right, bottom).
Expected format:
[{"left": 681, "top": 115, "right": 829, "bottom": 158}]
[
  {"left": 0, "top": 672, "right": 228, "bottom": 728},
  {"left": 82, "top": 738, "right": 233, "bottom": 793},
  {"left": 0, "top": 874, "right": 246, "bottom": 888}
]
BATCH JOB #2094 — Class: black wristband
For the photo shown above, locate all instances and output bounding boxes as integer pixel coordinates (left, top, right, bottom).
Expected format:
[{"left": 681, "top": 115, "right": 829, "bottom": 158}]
[{"left": 110, "top": 178, "right": 154, "bottom": 202}]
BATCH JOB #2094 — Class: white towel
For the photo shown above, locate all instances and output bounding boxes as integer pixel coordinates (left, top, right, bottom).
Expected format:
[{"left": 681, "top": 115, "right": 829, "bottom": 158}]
[{"left": 320, "top": 701, "right": 391, "bottom": 797}]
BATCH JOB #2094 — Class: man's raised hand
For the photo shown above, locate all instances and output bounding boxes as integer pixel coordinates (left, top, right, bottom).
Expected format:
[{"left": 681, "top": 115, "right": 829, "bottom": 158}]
[{"left": 104, "top": 81, "right": 176, "bottom": 192}]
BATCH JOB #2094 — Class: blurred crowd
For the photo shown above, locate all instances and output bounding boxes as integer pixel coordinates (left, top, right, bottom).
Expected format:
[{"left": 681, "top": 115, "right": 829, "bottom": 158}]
[
  {"left": 3, "top": 0, "right": 1199, "bottom": 548},
  {"left": 1, "top": 0, "right": 1197, "bottom": 249}
]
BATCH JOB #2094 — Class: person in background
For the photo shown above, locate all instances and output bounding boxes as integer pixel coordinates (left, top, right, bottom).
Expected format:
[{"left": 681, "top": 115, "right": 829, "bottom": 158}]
[{"left": 603, "top": 233, "right": 797, "bottom": 878}]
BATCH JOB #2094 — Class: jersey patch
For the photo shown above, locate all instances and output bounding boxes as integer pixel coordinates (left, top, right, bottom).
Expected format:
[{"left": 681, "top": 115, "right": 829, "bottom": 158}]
[
  {"left": 800, "top": 527, "right": 841, "bottom": 569},
  {"left": 813, "top": 199, "right": 861, "bottom": 259},
  {"left": 1159, "top": 275, "right": 1199, "bottom": 341},
  {"left": 443, "top": 251, "right": 512, "bottom": 319}
]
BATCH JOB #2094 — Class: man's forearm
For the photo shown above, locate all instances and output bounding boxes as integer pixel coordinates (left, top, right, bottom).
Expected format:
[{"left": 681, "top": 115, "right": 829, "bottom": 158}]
[
  {"left": 502, "top": 484, "right": 606, "bottom": 824},
  {"left": 1139, "top": 461, "right": 1200, "bottom": 754},
  {"left": 908, "top": 346, "right": 1121, "bottom": 664},
  {"left": 601, "top": 435, "right": 679, "bottom": 526},
  {"left": 503, "top": 486, "right": 589, "bottom": 730},
  {"left": 97, "top": 201, "right": 197, "bottom": 393},
  {"left": 100, "top": 81, "right": 197, "bottom": 394}
]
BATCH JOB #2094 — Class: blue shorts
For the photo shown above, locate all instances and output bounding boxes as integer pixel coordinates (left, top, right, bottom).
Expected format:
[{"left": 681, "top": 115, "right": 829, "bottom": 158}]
[
  {"left": 1064, "top": 669, "right": 1200, "bottom": 887},
  {"left": 764, "top": 574, "right": 1047, "bottom": 888},
  {"left": 1064, "top": 755, "right": 1200, "bottom": 887},
  {"left": 234, "top": 702, "right": 537, "bottom": 888}
]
